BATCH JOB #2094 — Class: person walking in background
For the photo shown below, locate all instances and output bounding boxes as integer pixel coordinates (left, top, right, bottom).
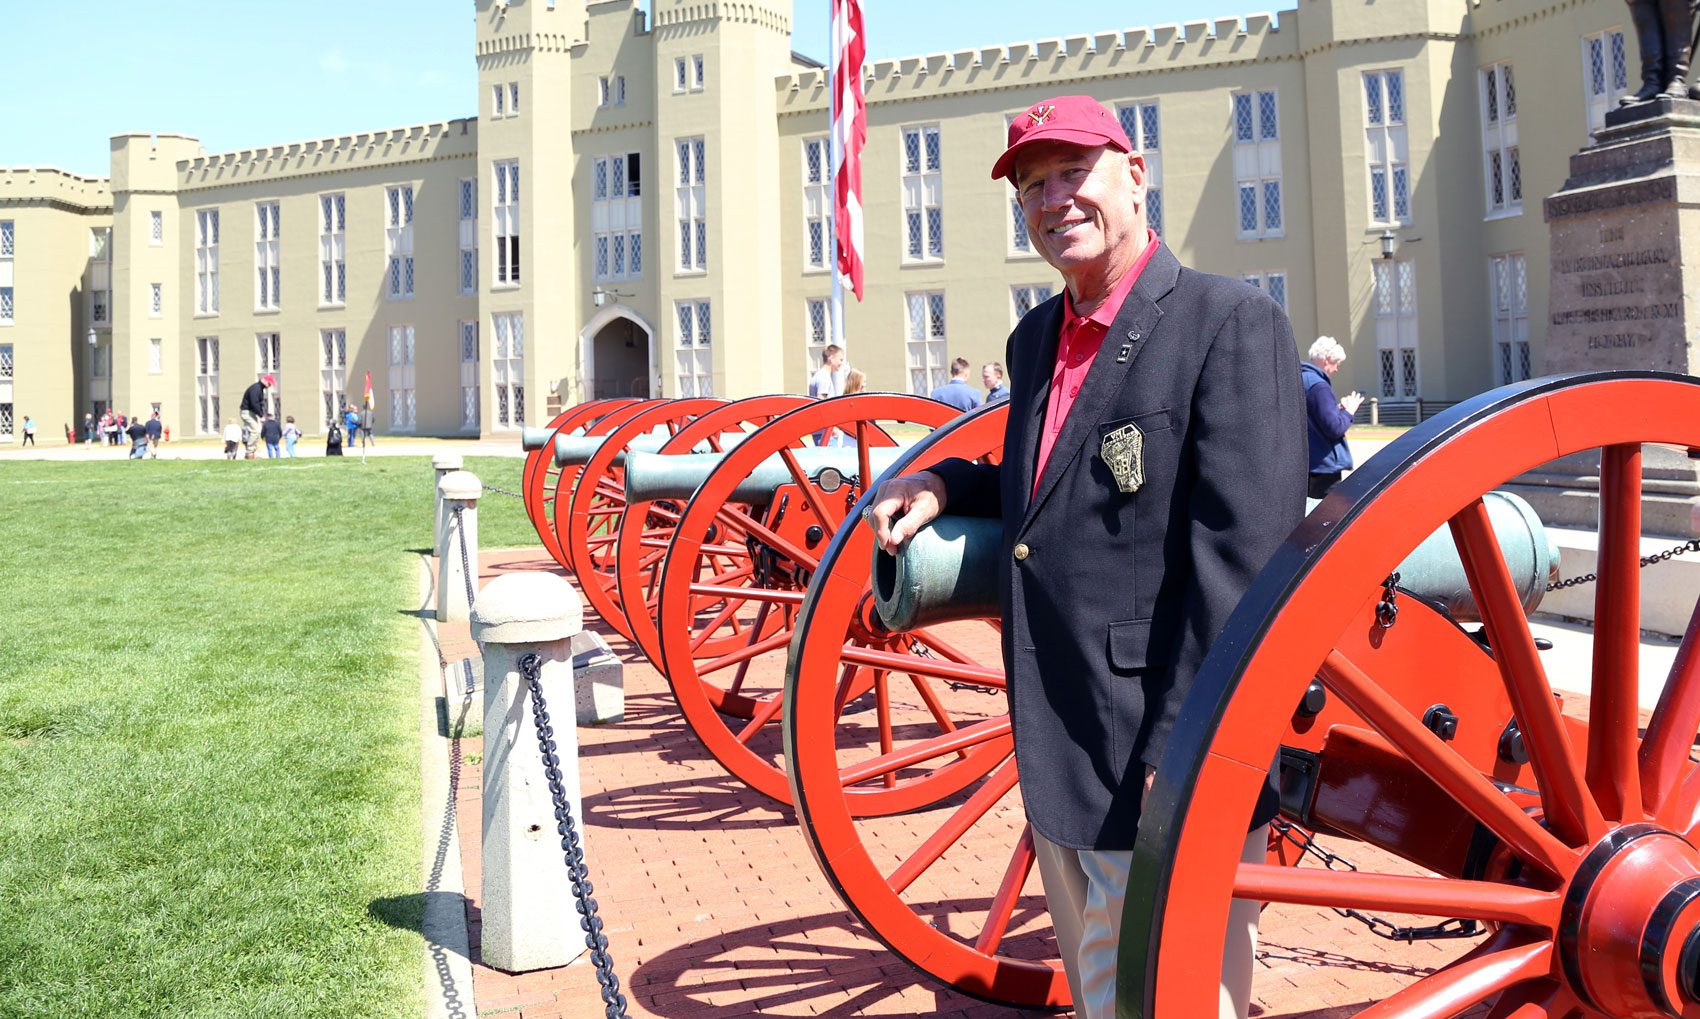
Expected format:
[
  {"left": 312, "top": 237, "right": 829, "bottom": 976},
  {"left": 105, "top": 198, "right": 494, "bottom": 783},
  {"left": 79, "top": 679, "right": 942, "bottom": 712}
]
[
  {"left": 928, "top": 357, "right": 983, "bottom": 413},
  {"left": 260, "top": 413, "right": 283, "bottom": 459},
  {"left": 222, "top": 418, "right": 242, "bottom": 460},
  {"left": 239, "top": 374, "right": 274, "bottom": 460},
  {"left": 982, "top": 362, "right": 1010, "bottom": 403},
  {"left": 83, "top": 412, "right": 96, "bottom": 445},
  {"left": 125, "top": 413, "right": 149, "bottom": 460},
  {"left": 102, "top": 410, "right": 118, "bottom": 447},
  {"left": 1301, "top": 336, "right": 1364, "bottom": 498},
  {"left": 809, "top": 344, "right": 848, "bottom": 399},
  {"left": 343, "top": 403, "right": 361, "bottom": 448},
  {"left": 144, "top": 411, "right": 162, "bottom": 458},
  {"left": 825, "top": 370, "right": 869, "bottom": 448},
  {"left": 20, "top": 416, "right": 35, "bottom": 446},
  {"left": 358, "top": 404, "right": 377, "bottom": 448},
  {"left": 325, "top": 416, "right": 345, "bottom": 457},
  {"left": 281, "top": 415, "right": 302, "bottom": 458}
]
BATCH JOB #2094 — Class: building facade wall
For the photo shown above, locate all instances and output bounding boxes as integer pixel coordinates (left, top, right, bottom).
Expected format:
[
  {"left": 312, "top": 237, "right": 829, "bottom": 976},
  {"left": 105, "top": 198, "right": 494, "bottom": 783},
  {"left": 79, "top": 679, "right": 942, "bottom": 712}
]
[{"left": 0, "top": 0, "right": 1659, "bottom": 441}]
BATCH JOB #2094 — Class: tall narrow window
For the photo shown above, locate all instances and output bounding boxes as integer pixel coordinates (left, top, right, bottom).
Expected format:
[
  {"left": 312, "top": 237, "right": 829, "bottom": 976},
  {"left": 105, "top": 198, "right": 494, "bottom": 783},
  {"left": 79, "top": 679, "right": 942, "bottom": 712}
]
[
  {"left": 255, "top": 201, "right": 281, "bottom": 310},
  {"left": 196, "top": 336, "right": 220, "bottom": 434},
  {"left": 1583, "top": 29, "right": 1630, "bottom": 133},
  {"left": 1, "top": 346, "right": 13, "bottom": 440},
  {"left": 805, "top": 297, "right": 835, "bottom": 372},
  {"left": 0, "top": 221, "right": 11, "bottom": 326},
  {"left": 195, "top": 211, "right": 219, "bottom": 314},
  {"left": 1373, "top": 259, "right": 1419, "bottom": 398},
  {"left": 1011, "top": 283, "right": 1055, "bottom": 324},
  {"left": 1364, "top": 70, "right": 1411, "bottom": 226},
  {"left": 1005, "top": 120, "right": 1033, "bottom": 255},
  {"left": 593, "top": 152, "right": 642, "bottom": 282},
  {"left": 676, "top": 138, "right": 707, "bottom": 272},
  {"left": 491, "top": 311, "right": 525, "bottom": 427},
  {"left": 460, "top": 320, "right": 481, "bottom": 431},
  {"left": 1490, "top": 253, "right": 1531, "bottom": 385},
  {"left": 387, "top": 324, "right": 416, "bottom": 431},
  {"left": 509, "top": 82, "right": 520, "bottom": 116},
  {"left": 674, "top": 57, "right": 688, "bottom": 93},
  {"left": 905, "top": 291, "right": 947, "bottom": 395},
  {"left": 459, "top": 177, "right": 478, "bottom": 295},
  {"left": 256, "top": 333, "right": 282, "bottom": 417},
  {"left": 803, "top": 136, "right": 831, "bottom": 270},
  {"left": 0, "top": 288, "right": 11, "bottom": 325},
  {"left": 494, "top": 160, "right": 521, "bottom": 285},
  {"left": 674, "top": 300, "right": 712, "bottom": 396},
  {"left": 901, "top": 125, "right": 943, "bottom": 261},
  {"left": 149, "top": 210, "right": 163, "bottom": 245},
  {"left": 385, "top": 185, "right": 415, "bottom": 299},
  {"left": 150, "top": 282, "right": 162, "bottom": 317},
  {"left": 1233, "top": 91, "right": 1283, "bottom": 239},
  {"left": 1115, "top": 101, "right": 1164, "bottom": 237},
  {"left": 319, "top": 328, "right": 347, "bottom": 428},
  {"left": 149, "top": 338, "right": 163, "bottom": 374},
  {"left": 320, "top": 193, "right": 346, "bottom": 306},
  {"left": 1242, "top": 272, "right": 1289, "bottom": 310},
  {"left": 493, "top": 83, "right": 506, "bottom": 119},
  {"left": 1480, "top": 61, "right": 1521, "bottom": 216},
  {"left": 692, "top": 54, "right": 705, "bottom": 91},
  {"left": 89, "top": 227, "right": 112, "bottom": 328}
]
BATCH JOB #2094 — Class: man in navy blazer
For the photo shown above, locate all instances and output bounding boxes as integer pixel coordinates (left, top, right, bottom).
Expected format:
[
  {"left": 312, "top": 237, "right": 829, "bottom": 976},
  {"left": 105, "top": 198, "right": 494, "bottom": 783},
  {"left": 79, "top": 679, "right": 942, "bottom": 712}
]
[{"left": 868, "top": 95, "right": 1304, "bottom": 1018}]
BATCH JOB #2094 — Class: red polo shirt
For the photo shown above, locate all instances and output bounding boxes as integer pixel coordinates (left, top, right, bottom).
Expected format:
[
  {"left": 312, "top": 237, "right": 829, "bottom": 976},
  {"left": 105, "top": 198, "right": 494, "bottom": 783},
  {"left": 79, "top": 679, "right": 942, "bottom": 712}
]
[{"left": 1033, "top": 231, "right": 1161, "bottom": 494}]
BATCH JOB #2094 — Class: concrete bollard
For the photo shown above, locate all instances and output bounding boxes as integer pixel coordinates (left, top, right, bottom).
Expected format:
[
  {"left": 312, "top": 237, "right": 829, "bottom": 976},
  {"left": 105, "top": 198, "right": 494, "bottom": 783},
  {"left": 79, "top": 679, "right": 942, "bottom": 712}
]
[
  {"left": 471, "top": 572, "right": 585, "bottom": 973},
  {"left": 432, "top": 453, "right": 464, "bottom": 556},
  {"left": 437, "top": 470, "right": 482, "bottom": 623}
]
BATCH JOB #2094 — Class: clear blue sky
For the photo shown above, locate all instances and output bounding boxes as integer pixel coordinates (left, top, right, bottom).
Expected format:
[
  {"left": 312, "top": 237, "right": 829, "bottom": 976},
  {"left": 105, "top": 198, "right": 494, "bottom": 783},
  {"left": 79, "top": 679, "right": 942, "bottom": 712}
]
[{"left": 5, "top": 0, "right": 1289, "bottom": 177}]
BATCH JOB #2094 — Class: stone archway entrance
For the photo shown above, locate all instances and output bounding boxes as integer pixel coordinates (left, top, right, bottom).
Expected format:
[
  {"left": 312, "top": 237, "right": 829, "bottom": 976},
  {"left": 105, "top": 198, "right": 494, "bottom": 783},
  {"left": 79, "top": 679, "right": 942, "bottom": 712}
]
[{"left": 581, "top": 309, "right": 655, "bottom": 400}]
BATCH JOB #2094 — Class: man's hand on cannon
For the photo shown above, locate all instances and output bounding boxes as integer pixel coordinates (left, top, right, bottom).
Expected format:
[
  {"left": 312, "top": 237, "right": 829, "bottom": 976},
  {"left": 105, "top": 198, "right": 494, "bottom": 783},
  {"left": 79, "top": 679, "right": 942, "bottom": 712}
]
[{"left": 866, "top": 472, "right": 947, "bottom": 555}]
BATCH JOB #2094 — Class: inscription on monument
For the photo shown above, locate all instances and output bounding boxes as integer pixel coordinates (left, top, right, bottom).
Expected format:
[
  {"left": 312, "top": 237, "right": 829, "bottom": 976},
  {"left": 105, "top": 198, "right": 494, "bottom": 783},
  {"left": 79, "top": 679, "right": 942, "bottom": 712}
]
[{"left": 1545, "top": 212, "right": 1689, "bottom": 373}]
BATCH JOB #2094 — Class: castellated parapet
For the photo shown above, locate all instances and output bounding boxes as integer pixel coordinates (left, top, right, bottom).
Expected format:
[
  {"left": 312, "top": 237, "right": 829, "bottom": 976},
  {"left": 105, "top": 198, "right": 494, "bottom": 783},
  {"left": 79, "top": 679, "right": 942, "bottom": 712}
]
[
  {"left": 0, "top": 167, "right": 113, "bottom": 211},
  {"left": 774, "top": 12, "right": 1290, "bottom": 113},
  {"left": 652, "top": 1, "right": 790, "bottom": 33},
  {"left": 176, "top": 117, "right": 480, "bottom": 192}
]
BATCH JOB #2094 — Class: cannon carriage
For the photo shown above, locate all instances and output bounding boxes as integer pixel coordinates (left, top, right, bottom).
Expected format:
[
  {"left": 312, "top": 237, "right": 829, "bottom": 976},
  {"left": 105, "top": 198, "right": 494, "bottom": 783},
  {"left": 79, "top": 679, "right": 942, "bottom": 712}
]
[{"left": 516, "top": 373, "right": 1697, "bottom": 1017}]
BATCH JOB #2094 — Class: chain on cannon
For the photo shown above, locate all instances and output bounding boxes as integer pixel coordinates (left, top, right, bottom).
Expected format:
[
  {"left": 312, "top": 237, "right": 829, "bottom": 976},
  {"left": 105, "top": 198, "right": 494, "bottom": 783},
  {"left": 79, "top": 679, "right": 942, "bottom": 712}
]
[{"left": 453, "top": 505, "right": 629, "bottom": 1018}]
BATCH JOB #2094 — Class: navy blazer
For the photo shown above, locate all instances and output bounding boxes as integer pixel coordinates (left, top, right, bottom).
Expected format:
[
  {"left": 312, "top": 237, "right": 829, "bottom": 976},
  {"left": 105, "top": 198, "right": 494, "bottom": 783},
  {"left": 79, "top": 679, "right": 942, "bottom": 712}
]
[{"left": 929, "top": 244, "right": 1305, "bottom": 850}]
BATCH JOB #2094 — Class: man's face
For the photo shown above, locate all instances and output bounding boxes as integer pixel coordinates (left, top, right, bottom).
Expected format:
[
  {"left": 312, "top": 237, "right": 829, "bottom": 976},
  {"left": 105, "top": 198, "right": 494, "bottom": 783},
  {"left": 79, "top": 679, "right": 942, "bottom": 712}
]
[
  {"left": 982, "top": 367, "right": 998, "bottom": 389},
  {"left": 1013, "top": 142, "right": 1146, "bottom": 275},
  {"left": 828, "top": 351, "right": 845, "bottom": 371}
]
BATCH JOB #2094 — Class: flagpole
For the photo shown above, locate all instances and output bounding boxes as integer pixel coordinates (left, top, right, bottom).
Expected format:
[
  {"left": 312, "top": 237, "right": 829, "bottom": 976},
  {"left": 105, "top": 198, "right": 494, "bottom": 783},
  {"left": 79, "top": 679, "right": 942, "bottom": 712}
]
[{"left": 828, "top": 0, "right": 847, "bottom": 360}]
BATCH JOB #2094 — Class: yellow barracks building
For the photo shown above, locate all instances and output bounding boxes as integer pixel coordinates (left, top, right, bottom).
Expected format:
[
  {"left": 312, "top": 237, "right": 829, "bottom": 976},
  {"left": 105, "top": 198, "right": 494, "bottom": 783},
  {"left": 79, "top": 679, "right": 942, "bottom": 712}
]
[{"left": 0, "top": 0, "right": 1646, "bottom": 441}]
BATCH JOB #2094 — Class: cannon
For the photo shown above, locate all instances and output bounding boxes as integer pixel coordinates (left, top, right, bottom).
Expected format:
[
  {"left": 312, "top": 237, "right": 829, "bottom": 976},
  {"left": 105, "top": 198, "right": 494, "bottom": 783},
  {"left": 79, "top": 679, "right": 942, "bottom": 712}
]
[
  {"left": 779, "top": 373, "right": 1700, "bottom": 1014},
  {"left": 519, "top": 399, "right": 634, "bottom": 561}
]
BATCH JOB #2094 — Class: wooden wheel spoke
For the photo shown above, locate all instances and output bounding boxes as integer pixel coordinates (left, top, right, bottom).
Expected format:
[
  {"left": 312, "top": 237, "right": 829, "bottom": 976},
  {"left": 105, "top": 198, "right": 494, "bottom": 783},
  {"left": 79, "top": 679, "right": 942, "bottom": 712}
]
[
  {"left": 1451, "top": 499, "right": 1604, "bottom": 844},
  {"left": 905, "top": 628, "right": 988, "bottom": 667},
  {"left": 887, "top": 756, "right": 1021, "bottom": 894},
  {"left": 586, "top": 506, "right": 624, "bottom": 519},
  {"left": 1231, "top": 863, "right": 1560, "bottom": 930},
  {"left": 736, "top": 514, "right": 819, "bottom": 572},
  {"left": 838, "top": 715, "right": 1012, "bottom": 786},
  {"left": 726, "top": 601, "right": 775, "bottom": 699},
  {"left": 842, "top": 644, "right": 1006, "bottom": 689},
  {"left": 1349, "top": 932, "right": 1550, "bottom": 1019},
  {"left": 698, "top": 628, "right": 793, "bottom": 676},
  {"left": 974, "top": 826, "right": 1036, "bottom": 956},
  {"left": 906, "top": 671, "right": 962, "bottom": 740},
  {"left": 874, "top": 672, "right": 896, "bottom": 788},
  {"left": 856, "top": 422, "right": 873, "bottom": 489},
  {"left": 1589, "top": 443, "right": 1643, "bottom": 821},
  {"left": 688, "top": 584, "right": 805, "bottom": 606},
  {"left": 688, "top": 601, "right": 745, "bottom": 651},
  {"left": 734, "top": 692, "right": 785, "bottom": 744},
  {"left": 1320, "top": 650, "right": 1576, "bottom": 879},
  {"left": 1645, "top": 578, "right": 1700, "bottom": 820}
]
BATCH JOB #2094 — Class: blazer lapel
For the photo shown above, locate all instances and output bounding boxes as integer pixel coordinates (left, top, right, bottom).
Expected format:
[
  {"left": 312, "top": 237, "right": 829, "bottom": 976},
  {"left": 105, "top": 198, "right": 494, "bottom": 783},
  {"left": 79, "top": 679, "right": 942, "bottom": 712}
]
[
  {"left": 1021, "top": 246, "right": 1180, "bottom": 532},
  {"left": 1014, "top": 297, "right": 1064, "bottom": 505}
]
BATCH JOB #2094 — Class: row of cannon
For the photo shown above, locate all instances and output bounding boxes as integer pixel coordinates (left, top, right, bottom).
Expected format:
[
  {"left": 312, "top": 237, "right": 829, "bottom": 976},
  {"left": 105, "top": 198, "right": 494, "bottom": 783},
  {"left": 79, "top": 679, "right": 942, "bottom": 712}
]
[{"left": 513, "top": 375, "right": 1700, "bottom": 1018}]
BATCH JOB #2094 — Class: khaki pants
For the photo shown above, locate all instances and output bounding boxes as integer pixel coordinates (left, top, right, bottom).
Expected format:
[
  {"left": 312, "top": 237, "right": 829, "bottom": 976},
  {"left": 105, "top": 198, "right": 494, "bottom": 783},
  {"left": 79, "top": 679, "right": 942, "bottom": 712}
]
[
  {"left": 239, "top": 409, "right": 261, "bottom": 458},
  {"left": 1034, "top": 824, "right": 1265, "bottom": 1019}
]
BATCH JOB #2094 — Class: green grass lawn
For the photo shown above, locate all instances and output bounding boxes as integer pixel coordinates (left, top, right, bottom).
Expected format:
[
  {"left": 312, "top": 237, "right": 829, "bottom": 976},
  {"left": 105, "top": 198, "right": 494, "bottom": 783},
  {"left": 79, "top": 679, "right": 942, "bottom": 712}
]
[{"left": 0, "top": 454, "right": 537, "bottom": 1018}]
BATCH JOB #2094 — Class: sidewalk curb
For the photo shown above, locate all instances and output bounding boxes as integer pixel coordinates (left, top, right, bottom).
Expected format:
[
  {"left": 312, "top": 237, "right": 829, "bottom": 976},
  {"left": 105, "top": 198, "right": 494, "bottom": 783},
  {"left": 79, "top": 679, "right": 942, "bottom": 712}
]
[{"left": 416, "top": 555, "right": 479, "bottom": 1019}]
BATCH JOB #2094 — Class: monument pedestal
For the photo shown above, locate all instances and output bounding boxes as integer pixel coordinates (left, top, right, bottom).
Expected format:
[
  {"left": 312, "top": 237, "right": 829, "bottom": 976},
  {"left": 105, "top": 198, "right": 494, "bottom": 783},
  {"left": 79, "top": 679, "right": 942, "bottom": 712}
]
[{"left": 1516, "top": 98, "right": 1700, "bottom": 537}]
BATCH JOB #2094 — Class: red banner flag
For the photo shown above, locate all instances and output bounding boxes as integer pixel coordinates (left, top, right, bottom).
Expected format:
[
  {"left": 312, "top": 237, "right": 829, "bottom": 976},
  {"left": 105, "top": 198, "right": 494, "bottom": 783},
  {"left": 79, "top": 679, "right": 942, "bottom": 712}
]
[
  {"left": 363, "top": 370, "right": 374, "bottom": 411},
  {"left": 832, "top": 0, "right": 866, "bottom": 300}
]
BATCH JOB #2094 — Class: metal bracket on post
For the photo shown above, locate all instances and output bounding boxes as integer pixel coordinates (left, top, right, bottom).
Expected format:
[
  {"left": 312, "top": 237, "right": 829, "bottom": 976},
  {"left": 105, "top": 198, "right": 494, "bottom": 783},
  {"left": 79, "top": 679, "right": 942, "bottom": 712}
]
[{"left": 470, "top": 571, "right": 586, "bottom": 973}]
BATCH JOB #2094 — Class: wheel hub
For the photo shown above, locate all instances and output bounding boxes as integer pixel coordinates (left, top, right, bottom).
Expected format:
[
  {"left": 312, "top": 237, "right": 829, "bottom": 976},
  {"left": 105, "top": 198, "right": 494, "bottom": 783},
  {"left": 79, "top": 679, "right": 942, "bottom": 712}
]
[{"left": 1561, "top": 823, "right": 1700, "bottom": 1017}]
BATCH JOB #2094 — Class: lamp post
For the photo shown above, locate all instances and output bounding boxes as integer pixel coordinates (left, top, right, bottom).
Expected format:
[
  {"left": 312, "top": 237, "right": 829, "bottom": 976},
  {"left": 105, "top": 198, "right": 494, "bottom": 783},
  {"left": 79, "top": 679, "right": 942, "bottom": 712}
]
[
  {"left": 1379, "top": 229, "right": 1397, "bottom": 260},
  {"left": 591, "top": 286, "right": 630, "bottom": 308}
]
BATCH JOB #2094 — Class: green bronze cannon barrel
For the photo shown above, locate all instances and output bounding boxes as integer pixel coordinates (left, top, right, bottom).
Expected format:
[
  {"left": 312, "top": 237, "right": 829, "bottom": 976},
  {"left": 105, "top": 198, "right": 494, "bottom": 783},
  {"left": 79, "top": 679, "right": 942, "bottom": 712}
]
[
  {"left": 551, "top": 429, "right": 752, "bottom": 469},
  {"left": 520, "top": 426, "right": 557, "bottom": 451},
  {"left": 872, "top": 491, "right": 1560, "bottom": 632},
  {"left": 624, "top": 445, "right": 913, "bottom": 505}
]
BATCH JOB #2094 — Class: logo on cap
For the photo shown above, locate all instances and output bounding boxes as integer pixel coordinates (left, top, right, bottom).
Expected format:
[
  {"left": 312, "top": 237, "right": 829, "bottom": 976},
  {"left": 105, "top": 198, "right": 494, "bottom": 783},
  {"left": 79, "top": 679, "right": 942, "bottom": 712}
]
[{"left": 1027, "top": 104, "right": 1056, "bottom": 125}]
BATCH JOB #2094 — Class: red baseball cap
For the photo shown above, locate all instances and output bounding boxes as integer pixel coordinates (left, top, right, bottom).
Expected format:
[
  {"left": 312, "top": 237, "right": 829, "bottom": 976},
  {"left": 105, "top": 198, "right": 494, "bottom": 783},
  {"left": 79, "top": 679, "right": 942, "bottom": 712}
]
[
  {"left": 262, "top": 373, "right": 276, "bottom": 386},
  {"left": 992, "top": 95, "right": 1131, "bottom": 182}
]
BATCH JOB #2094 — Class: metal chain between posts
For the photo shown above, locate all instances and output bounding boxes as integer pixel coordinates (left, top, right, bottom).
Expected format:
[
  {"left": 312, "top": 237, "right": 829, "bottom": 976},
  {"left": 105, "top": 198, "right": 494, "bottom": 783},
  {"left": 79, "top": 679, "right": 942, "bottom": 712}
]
[
  {"left": 1546, "top": 537, "right": 1700, "bottom": 592},
  {"left": 480, "top": 483, "right": 526, "bottom": 501},
  {"left": 518, "top": 652, "right": 630, "bottom": 1019},
  {"left": 1270, "top": 820, "right": 1483, "bottom": 943}
]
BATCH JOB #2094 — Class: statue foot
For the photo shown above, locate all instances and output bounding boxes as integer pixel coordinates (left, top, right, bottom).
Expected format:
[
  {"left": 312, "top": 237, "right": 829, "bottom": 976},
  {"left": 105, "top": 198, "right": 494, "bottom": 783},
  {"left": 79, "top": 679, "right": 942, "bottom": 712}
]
[
  {"left": 1662, "top": 79, "right": 1693, "bottom": 99},
  {"left": 1622, "top": 80, "right": 1666, "bottom": 105}
]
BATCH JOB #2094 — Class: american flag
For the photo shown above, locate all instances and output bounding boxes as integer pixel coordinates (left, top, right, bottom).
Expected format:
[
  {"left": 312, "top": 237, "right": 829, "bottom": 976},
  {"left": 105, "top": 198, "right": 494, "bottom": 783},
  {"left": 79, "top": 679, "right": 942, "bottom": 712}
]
[{"left": 831, "top": 0, "right": 866, "bottom": 300}]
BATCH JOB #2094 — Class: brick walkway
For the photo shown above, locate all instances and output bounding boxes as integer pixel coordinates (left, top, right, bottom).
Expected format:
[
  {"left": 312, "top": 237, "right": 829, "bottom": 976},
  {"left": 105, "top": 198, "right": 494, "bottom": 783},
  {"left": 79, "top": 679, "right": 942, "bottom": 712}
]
[{"left": 429, "top": 548, "right": 1619, "bottom": 1019}]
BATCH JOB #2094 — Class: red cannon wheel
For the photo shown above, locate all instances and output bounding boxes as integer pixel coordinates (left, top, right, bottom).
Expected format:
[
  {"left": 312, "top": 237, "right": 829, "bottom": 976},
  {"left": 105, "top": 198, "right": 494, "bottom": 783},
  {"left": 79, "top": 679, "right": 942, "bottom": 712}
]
[
  {"left": 615, "top": 395, "right": 812, "bottom": 676},
  {"left": 655, "top": 394, "right": 982, "bottom": 809},
  {"left": 543, "top": 399, "right": 663, "bottom": 576},
  {"left": 568, "top": 398, "right": 726, "bottom": 639},
  {"left": 782, "top": 403, "right": 1076, "bottom": 1007},
  {"left": 522, "top": 400, "right": 629, "bottom": 561},
  {"left": 1124, "top": 372, "right": 1700, "bottom": 1018}
]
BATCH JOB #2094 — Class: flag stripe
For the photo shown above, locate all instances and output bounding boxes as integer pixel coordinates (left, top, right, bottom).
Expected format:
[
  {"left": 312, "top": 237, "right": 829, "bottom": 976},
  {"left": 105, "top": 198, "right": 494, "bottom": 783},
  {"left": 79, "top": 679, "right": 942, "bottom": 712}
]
[{"left": 832, "top": 0, "right": 866, "bottom": 301}]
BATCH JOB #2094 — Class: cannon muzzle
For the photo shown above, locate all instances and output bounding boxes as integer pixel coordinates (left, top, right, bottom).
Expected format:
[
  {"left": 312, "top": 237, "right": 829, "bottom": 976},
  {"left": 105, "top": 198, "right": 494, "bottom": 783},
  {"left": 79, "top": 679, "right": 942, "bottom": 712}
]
[
  {"left": 521, "top": 426, "right": 555, "bottom": 451},
  {"left": 551, "top": 430, "right": 674, "bottom": 468},
  {"left": 873, "top": 491, "right": 1560, "bottom": 632},
  {"left": 624, "top": 445, "right": 913, "bottom": 504}
]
